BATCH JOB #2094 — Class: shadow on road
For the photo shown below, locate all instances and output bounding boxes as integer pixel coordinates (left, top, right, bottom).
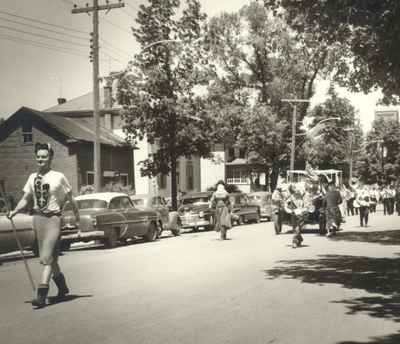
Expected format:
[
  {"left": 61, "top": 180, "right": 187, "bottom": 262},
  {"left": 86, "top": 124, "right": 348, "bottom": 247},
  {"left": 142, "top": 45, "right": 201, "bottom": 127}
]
[
  {"left": 336, "top": 332, "right": 400, "bottom": 344},
  {"left": 329, "top": 230, "right": 400, "bottom": 246},
  {"left": 264, "top": 255, "right": 400, "bottom": 323},
  {"left": 25, "top": 294, "right": 93, "bottom": 307}
]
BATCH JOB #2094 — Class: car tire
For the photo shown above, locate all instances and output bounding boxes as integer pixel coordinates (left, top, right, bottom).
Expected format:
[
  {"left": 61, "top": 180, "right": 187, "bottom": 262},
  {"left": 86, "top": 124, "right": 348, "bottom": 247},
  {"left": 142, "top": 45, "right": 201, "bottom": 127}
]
[
  {"left": 171, "top": 219, "right": 181, "bottom": 236},
  {"left": 144, "top": 222, "right": 158, "bottom": 242},
  {"left": 207, "top": 215, "right": 215, "bottom": 230},
  {"left": 104, "top": 228, "right": 118, "bottom": 249},
  {"left": 31, "top": 239, "right": 39, "bottom": 257},
  {"left": 60, "top": 241, "right": 71, "bottom": 251}
]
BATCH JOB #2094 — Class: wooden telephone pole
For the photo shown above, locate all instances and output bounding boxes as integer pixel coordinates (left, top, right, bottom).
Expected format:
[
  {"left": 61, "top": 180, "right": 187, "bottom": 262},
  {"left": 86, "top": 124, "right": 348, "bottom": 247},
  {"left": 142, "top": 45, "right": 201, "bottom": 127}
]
[{"left": 72, "top": 0, "right": 125, "bottom": 192}]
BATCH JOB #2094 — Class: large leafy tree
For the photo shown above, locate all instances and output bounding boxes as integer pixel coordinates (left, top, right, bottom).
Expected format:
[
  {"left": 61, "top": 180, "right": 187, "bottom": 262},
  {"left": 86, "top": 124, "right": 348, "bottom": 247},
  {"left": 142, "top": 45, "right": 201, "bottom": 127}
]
[
  {"left": 265, "top": 0, "right": 400, "bottom": 102},
  {"left": 304, "top": 87, "right": 357, "bottom": 177},
  {"left": 357, "top": 119, "right": 400, "bottom": 184},
  {"left": 238, "top": 105, "right": 289, "bottom": 191},
  {"left": 117, "top": 0, "right": 213, "bottom": 210},
  {"left": 204, "top": 1, "right": 343, "bottom": 188}
]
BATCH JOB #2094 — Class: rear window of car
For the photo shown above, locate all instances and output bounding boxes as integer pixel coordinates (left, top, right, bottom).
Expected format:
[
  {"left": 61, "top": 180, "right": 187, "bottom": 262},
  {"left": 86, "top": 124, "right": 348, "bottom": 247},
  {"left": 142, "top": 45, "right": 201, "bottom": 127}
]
[{"left": 64, "top": 199, "right": 107, "bottom": 210}]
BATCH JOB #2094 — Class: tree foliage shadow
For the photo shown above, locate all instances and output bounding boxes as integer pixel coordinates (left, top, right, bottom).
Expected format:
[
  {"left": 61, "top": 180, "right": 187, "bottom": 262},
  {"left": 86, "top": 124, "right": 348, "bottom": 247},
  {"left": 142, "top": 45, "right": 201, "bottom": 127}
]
[
  {"left": 264, "top": 254, "right": 400, "bottom": 323},
  {"left": 329, "top": 230, "right": 400, "bottom": 246},
  {"left": 337, "top": 332, "right": 400, "bottom": 344}
]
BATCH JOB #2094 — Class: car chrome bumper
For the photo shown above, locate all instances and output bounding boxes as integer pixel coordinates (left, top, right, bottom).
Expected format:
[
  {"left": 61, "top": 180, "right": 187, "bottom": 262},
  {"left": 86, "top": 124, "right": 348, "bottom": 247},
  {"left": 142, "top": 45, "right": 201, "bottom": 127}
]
[
  {"left": 61, "top": 228, "right": 104, "bottom": 240},
  {"left": 180, "top": 215, "right": 210, "bottom": 228}
]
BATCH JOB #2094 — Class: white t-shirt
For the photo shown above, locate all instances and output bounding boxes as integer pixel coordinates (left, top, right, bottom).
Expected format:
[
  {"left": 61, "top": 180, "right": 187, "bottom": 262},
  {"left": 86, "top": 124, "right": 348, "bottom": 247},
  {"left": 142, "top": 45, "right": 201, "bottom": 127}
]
[{"left": 23, "top": 170, "right": 72, "bottom": 214}]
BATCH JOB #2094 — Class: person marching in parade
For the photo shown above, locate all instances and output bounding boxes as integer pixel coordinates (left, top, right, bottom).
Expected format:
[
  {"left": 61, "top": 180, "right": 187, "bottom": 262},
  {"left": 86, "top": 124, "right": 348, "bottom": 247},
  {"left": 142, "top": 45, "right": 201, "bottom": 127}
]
[
  {"left": 8, "top": 143, "right": 80, "bottom": 309},
  {"left": 324, "top": 181, "right": 343, "bottom": 237},
  {"left": 210, "top": 180, "right": 232, "bottom": 240}
]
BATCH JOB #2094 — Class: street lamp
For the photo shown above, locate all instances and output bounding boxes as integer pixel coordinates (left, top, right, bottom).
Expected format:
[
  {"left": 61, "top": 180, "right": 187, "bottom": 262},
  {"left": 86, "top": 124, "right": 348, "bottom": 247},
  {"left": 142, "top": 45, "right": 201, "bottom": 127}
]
[{"left": 281, "top": 98, "right": 310, "bottom": 181}]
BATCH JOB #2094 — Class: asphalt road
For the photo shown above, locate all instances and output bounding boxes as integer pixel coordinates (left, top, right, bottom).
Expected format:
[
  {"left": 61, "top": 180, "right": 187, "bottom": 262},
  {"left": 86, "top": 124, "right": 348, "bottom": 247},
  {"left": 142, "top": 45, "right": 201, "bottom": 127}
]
[{"left": 1, "top": 210, "right": 400, "bottom": 344}]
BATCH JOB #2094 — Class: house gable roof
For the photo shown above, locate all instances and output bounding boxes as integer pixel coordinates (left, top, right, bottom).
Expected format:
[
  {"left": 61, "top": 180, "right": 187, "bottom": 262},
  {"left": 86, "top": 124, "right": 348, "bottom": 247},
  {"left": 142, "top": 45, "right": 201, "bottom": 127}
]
[{"left": 0, "top": 107, "right": 126, "bottom": 147}]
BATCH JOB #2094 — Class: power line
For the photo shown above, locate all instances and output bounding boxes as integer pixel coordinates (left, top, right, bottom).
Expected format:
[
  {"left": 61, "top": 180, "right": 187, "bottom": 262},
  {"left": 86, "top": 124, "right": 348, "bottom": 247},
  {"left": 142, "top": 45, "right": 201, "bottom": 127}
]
[
  {"left": 0, "top": 33, "right": 92, "bottom": 59},
  {"left": 0, "top": 16, "right": 87, "bottom": 41},
  {"left": 0, "top": 24, "right": 88, "bottom": 48},
  {"left": 101, "top": 15, "right": 131, "bottom": 36},
  {"left": 0, "top": 16, "right": 128, "bottom": 61},
  {"left": 100, "top": 37, "right": 130, "bottom": 55},
  {"left": 0, "top": 9, "right": 88, "bottom": 35}
]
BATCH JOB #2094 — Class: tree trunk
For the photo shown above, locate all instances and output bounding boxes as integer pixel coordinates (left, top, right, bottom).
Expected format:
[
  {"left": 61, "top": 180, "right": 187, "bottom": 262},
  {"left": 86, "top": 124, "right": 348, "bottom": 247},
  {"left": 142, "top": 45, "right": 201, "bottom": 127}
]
[
  {"left": 170, "top": 152, "right": 178, "bottom": 211},
  {"left": 270, "top": 165, "right": 280, "bottom": 192}
]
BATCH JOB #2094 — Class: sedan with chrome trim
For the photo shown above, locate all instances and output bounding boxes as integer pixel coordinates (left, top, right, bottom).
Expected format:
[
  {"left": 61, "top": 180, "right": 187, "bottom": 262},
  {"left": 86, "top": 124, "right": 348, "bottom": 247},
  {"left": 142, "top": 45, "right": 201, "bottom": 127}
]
[
  {"left": 130, "top": 194, "right": 181, "bottom": 237},
  {"left": 0, "top": 211, "right": 39, "bottom": 257},
  {"left": 61, "top": 192, "right": 160, "bottom": 249},
  {"left": 178, "top": 192, "right": 215, "bottom": 231}
]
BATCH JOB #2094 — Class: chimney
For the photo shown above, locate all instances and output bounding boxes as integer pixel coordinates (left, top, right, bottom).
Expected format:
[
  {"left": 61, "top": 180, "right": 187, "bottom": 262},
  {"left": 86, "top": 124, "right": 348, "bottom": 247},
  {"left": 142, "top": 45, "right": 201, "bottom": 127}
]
[{"left": 57, "top": 97, "right": 66, "bottom": 105}]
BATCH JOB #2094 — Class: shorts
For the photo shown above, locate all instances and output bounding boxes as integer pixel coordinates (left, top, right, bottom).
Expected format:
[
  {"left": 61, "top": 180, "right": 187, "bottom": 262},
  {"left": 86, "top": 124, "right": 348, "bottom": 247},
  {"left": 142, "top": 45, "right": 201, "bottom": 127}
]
[{"left": 33, "top": 214, "right": 61, "bottom": 265}]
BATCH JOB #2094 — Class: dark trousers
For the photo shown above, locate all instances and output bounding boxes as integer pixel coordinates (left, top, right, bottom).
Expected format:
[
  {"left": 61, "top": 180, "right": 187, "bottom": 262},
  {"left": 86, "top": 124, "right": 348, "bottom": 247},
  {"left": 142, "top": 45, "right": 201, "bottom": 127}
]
[
  {"left": 383, "top": 199, "right": 390, "bottom": 215},
  {"left": 388, "top": 198, "right": 395, "bottom": 215},
  {"left": 346, "top": 199, "right": 354, "bottom": 216},
  {"left": 291, "top": 213, "right": 305, "bottom": 243},
  {"left": 359, "top": 206, "right": 369, "bottom": 226}
]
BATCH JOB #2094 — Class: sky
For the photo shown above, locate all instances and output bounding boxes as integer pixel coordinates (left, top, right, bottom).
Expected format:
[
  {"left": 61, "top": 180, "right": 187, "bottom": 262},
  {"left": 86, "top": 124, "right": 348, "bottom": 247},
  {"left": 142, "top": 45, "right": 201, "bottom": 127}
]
[{"left": 0, "top": 0, "right": 396, "bottom": 132}]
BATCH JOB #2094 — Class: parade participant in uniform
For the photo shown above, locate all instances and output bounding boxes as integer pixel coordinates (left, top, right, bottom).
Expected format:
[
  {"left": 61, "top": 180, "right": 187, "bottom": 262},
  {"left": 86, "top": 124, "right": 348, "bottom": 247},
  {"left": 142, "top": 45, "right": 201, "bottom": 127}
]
[
  {"left": 210, "top": 180, "right": 231, "bottom": 240},
  {"left": 8, "top": 143, "right": 80, "bottom": 308},
  {"left": 369, "top": 185, "right": 377, "bottom": 213},
  {"left": 284, "top": 185, "right": 308, "bottom": 248},
  {"left": 357, "top": 184, "right": 370, "bottom": 227},
  {"left": 382, "top": 185, "right": 391, "bottom": 215},
  {"left": 324, "top": 182, "right": 343, "bottom": 237}
]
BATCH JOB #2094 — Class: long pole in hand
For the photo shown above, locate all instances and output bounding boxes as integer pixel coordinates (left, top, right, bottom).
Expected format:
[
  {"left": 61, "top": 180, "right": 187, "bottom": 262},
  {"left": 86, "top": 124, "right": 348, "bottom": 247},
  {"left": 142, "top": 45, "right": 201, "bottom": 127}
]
[{"left": 0, "top": 185, "right": 36, "bottom": 292}]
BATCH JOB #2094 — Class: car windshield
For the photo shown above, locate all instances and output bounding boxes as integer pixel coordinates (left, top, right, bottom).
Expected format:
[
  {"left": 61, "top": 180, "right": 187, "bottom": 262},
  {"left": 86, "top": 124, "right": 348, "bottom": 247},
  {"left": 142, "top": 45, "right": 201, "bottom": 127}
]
[
  {"left": 64, "top": 199, "right": 107, "bottom": 210},
  {"left": 182, "top": 197, "right": 209, "bottom": 205}
]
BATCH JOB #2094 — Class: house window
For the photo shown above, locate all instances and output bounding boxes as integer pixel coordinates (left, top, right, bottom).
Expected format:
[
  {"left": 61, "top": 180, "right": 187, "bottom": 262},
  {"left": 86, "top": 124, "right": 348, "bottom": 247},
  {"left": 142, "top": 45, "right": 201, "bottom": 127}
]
[
  {"left": 87, "top": 172, "right": 94, "bottom": 185},
  {"left": 186, "top": 161, "right": 194, "bottom": 190},
  {"left": 21, "top": 117, "right": 33, "bottom": 145},
  {"left": 226, "top": 168, "right": 249, "bottom": 184},
  {"left": 158, "top": 174, "right": 167, "bottom": 189},
  {"left": 228, "top": 148, "right": 235, "bottom": 162},
  {"left": 239, "top": 148, "right": 246, "bottom": 159},
  {"left": 176, "top": 161, "right": 180, "bottom": 187}
]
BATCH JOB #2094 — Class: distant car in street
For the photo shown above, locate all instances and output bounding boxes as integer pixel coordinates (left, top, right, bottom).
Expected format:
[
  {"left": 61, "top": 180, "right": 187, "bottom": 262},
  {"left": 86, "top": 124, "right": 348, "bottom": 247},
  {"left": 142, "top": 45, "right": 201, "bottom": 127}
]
[
  {"left": 130, "top": 194, "right": 181, "bottom": 237},
  {"left": 229, "top": 193, "right": 261, "bottom": 225},
  {"left": 178, "top": 191, "right": 215, "bottom": 231},
  {"left": 61, "top": 192, "right": 160, "bottom": 249},
  {"left": 247, "top": 191, "right": 272, "bottom": 221},
  {"left": 0, "top": 209, "right": 38, "bottom": 256}
]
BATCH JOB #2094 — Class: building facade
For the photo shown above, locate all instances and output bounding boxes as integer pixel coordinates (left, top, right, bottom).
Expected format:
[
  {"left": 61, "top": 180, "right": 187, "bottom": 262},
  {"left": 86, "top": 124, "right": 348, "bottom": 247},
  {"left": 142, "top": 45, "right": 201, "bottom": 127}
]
[{"left": 0, "top": 107, "right": 133, "bottom": 201}]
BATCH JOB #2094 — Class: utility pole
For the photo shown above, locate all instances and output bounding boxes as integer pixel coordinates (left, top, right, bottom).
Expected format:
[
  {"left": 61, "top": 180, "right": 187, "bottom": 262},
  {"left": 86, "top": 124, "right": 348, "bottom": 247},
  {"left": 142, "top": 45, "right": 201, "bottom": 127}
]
[
  {"left": 72, "top": 0, "right": 125, "bottom": 192},
  {"left": 281, "top": 99, "right": 309, "bottom": 182}
]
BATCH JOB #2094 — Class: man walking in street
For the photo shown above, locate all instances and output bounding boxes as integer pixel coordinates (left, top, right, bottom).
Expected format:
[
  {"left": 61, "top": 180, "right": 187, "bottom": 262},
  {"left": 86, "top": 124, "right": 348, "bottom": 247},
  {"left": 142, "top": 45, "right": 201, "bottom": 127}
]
[{"left": 324, "top": 181, "right": 342, "bottom": 237}]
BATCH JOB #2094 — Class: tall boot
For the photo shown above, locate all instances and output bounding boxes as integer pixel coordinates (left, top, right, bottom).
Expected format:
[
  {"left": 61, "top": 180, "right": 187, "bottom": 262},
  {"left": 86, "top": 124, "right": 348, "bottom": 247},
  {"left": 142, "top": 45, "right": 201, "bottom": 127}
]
[
  {"left": 52, "top": 272, "right": 69, "bottom": 299},
  {"left": 32, "top": 284, "right": 49, "bottom": 309}
]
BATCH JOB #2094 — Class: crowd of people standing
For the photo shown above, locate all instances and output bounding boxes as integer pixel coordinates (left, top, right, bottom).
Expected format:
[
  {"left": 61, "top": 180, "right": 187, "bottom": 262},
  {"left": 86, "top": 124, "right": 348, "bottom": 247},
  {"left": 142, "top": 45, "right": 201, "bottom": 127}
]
[{"left": 342, "top": 182, "right": 400, "bottom": 227}]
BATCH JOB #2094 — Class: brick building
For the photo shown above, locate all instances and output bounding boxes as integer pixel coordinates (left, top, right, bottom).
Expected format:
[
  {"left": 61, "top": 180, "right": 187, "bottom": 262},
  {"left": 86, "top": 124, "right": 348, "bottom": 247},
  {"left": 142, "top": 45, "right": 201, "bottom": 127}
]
[{"left": 0, "top": 106, "right": 134, "bottom": 201}]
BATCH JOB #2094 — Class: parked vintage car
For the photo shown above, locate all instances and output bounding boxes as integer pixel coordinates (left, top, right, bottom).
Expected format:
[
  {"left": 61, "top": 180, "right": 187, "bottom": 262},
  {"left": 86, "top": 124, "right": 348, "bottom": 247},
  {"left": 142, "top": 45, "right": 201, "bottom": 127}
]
[
  {"left": 61, "top": 192, "right": 160, "bottom": 249},
  {"left": 229, "top": 193, "right": 261, "bottom": 225},
  {"left": 130, "top": 194, "right": 181, "bottom": 236},
  {"left": 0, "top": 211, "right": 38, "bottom": 256},
  {"left": 178, "top": 192, "right": 214, "bottom": 231},
  {"left": 247, "top": 191, "right": 272, "bottom": 221}
]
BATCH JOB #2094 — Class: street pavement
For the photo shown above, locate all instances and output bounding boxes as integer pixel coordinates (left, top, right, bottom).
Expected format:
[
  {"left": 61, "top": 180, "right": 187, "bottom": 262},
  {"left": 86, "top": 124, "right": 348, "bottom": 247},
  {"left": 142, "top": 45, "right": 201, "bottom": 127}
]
[{"left": 1, "top": 209, "right": 400, "bottom": 344}]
